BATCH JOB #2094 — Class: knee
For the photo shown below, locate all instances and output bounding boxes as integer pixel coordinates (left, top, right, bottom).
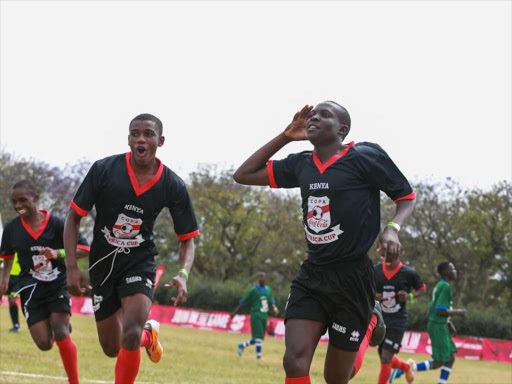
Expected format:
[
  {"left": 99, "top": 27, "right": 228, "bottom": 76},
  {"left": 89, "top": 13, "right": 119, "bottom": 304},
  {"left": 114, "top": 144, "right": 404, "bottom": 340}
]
[
  {"left": 101, "top": 343, "right": 120, "bottom": 358},
  {"left": 283, "top": 350, "right": 308, "bottom": 377},
  {"left": 121, "top": 325, "right": 143, "bottom": 350},
  {"left": 53, "top": 327, "right": 69, "bottom": 342},
  {"left": 36, "top": 339, "right": 54, "bottom": 351}
]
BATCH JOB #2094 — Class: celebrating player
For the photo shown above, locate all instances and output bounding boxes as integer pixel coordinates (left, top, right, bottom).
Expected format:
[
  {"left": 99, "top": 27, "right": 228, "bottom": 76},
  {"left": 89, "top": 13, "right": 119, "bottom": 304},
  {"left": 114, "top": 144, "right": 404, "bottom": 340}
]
[
  {"left": 402, "top": 262, "right": 466, "bottom": 384},
  {"left": 230, "top": 271, "right": 279, "bottom": 360},
  {"left": 2, "top": 253, "right": 22, "bottom": 333},
  {"left": 233, "top": 102, "right": 416, "bottom": 384},
  {"left": 374, "top": 256, "right": 426, "bottom": 384},
  {"left": 0, "top": 180, "right": 90, "bottom": 384},
  {"left": 64, "top": 113, "right": 200, "bottom": 384}
]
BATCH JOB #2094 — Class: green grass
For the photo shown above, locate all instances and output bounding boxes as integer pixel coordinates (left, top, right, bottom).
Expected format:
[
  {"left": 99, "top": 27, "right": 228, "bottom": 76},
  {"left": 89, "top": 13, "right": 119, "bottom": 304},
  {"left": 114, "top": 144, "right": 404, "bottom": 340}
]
[{"left": 0, "top": 306, "right": 510, "bottom": 384}]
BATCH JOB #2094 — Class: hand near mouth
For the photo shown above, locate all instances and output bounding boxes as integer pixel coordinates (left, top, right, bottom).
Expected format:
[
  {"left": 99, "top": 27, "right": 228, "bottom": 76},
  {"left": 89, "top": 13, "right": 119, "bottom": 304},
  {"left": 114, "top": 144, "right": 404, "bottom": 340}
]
[{"left": 284, "top": 105, "right": 313, "bottom": 141}]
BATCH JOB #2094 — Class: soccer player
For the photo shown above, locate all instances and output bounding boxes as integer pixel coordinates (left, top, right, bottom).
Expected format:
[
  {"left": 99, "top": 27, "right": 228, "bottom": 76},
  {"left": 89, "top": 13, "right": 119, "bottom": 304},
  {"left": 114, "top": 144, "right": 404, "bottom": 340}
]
[
  {"left": 64, "top": 113, "right": 200, "bottom": 384},
  {"left": 230, "top": 271, "right": 279, "bottom": 360},
  {"left": 2, "top": 253, "right": 22, "bottom": 332},
  {"left": 374, "top": 256, "right": 426, "bottom": 384},
  {"left": 405, "top": 262, "right": 466, "bottom": 384},
  {"left": 0, "top": 180, "right": 90, "bottom": 384},
  {"left": 233, "top": 102, "right": 416, "bottom": 384}
]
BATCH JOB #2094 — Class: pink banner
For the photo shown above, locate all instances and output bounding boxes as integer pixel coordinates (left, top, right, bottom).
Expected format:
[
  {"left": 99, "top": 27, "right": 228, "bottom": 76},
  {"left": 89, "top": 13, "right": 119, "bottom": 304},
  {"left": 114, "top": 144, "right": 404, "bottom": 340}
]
[{"left": 24, "top": 297, "right": 508, "bottom": 364}]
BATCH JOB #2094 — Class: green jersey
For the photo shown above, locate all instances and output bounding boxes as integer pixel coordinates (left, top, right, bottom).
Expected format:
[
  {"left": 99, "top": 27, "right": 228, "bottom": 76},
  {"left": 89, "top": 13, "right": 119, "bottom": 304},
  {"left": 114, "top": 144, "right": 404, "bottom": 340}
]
[
  {"left": 240, "top": 285, "right": 275, "bottom": 315},
  {"left": 428, "top": 280, "right": 452, "bottom": 324}
]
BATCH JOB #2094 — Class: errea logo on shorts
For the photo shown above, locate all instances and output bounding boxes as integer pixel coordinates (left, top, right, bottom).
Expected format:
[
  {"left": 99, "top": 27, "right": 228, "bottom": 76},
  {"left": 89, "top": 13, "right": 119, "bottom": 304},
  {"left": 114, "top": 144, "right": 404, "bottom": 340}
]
[
  {"left": 332, "top": 322, "right": 346, "bottom": 333},
  {"left": 350, "top": 330, "right": 360, "bottom": 342},
  {"left": 126, "top": 276, "right": 142, "bottom": 284},
  {"left": 93, "top": 295, "right": 103, "bottom": 312}
]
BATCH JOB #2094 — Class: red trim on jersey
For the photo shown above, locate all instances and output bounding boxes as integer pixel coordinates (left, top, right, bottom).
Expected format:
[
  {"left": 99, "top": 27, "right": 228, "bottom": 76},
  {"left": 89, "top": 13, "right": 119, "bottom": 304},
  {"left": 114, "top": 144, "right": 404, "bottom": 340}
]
[
  {"left": 267, "top": 160, "right": 278, "bottom": 188},
  {"left": 77, "top": 244, "right": 91, "bottom": 252},
  {"left": 21, "top": 210, "right": 50, "bottom": 241},
  {"left": 177, "top": 230, "right": 200, "bottom": 241},
  {"left": 312, "top": 141, "right": 355, "bottom": 175},
  {"left": 383, "top": 261, "right": 403, "bottom": 280},
  {"left": 393, "top": 191, "right": 416, "bottom": 203},
  {"left": 125, "top": 153, "right": 164, "bottom": 197},
  {"left": 70, "top": 201, "right": 89, "bottom": 217},
  {"left": 0, "top": 254, "right": 15, "bottom": 260},
  {"left": 416, "top": 284, "right": 427, "bottom": 290}
]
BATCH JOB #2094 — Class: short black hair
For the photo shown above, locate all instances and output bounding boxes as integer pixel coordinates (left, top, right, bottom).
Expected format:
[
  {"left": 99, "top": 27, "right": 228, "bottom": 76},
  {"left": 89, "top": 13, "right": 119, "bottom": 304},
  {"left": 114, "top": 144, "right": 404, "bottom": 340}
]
[
  {"left": 324, "top": 100, "right": 351, "bottom": 128},
  {"left": 129, "top": 113, "right": 163, "bottom": 136},
  {"left": 437, "top": 261, "right": 452, "bottom": 275},
  {"left": 12, "top": 180, "right": 38, "bottom": 195}
]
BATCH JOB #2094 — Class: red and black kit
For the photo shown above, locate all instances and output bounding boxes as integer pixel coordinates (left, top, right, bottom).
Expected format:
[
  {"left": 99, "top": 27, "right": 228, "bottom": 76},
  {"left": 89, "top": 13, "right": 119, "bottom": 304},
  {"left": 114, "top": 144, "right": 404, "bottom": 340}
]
[
  {"left": 374, "top": 261, "right": 426, "bottom": 353},
  {"left": 70, "top": 153, "right": 199, "bottom": 321},
  {"left": 0, "top": 211, "right": 90, "bottom": 326},
  {"left": 268, "top": 142, "right": 415, "bottom": 351}
]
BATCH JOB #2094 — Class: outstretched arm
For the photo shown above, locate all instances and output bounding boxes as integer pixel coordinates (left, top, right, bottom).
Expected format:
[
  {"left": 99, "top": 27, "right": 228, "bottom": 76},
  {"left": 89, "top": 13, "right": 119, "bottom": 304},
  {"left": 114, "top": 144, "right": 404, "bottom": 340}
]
[
  {"left": 377, "top": 199, "right": 416, "bottom": 262},
  {"left": 165, "top": 238, "right": 195, "bottom": 306},
  {"left": 230, "top": 304, "right": 242, "bottom": 318},
  {"left": 233, "top": 105, "right": 313, "bottom": 186}
]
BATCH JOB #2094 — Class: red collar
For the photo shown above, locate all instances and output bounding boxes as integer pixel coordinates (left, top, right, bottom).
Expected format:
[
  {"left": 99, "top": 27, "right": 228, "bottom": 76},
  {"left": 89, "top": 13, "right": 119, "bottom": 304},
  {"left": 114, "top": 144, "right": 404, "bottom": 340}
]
[
  {"left": 383, "top": 261, "right": 403, "bottom": 280},
  {"left": 125, "top": 152, "right": 164, "bottom": 197},
  {"left": 313, "top": 141, "right": 355, "bottom": 174},
  {"left": 21, "top": 210, "right": 50, "bottom": 241}
]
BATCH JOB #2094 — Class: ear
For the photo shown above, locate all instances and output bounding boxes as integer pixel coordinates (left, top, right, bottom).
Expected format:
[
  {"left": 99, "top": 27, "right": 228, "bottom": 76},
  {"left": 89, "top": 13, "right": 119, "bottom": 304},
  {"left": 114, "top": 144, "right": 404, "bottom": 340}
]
[
  {"left": 33, "top": 194, "right": 40, "bottom": 204},
  {"left": 339, "top": 125, "right": 350, "bottom": 139},
  {"left": 158, "top": 136, "right": 165, "bottom": 147}
]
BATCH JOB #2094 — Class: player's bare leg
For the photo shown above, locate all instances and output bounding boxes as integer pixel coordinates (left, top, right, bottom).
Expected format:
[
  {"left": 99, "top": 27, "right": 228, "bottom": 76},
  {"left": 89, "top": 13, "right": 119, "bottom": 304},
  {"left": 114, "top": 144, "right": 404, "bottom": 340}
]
[
  {"left": 120, "top": 293, "right": 152, "bottom": 349},
  {"left": 96, "top": 308, "right": 124, "bottom": 357},
  {"left": 28, "top": 319, "right": 54, "bottom": 350},
  {"left": 50, "top": 312, "right": 79, "bottom": 384},
  {"left": 324, "top": 345, "right": 358, "bottom": 384},
  {"left": 283, "top": 318, "right": 326, "bottom": 383}
]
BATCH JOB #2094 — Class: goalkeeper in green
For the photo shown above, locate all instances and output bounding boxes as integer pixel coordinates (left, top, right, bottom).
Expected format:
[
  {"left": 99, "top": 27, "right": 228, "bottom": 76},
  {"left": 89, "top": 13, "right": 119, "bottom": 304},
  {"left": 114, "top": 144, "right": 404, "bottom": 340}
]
[{"left": 231, "top": 272, "right": 279, "bottom": 359}]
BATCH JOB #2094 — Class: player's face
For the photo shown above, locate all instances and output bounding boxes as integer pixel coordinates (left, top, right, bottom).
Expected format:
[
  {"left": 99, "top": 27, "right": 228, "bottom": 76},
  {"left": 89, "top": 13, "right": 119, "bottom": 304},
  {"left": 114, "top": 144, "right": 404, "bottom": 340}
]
[
  {"left": 306, "top": 103, "right": 348, "bottom": 146},
  {"left": 258, "top": 272, "right": 266, "bottom": 285},
  {"left": 447, "top": 263, "right": 457, "bottom": 280},
  {"left": 11, "top": 188, "right": 39, "bottom": 218},
  {"left": 128, "top": 120, "right": 165, "bottom": 166}
]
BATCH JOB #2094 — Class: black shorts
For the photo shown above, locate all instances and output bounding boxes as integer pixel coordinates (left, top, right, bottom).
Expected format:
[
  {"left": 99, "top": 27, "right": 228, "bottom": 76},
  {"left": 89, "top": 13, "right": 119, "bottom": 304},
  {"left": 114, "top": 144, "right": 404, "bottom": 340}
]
[
  {"left": 91, "top": 261, "right": 156, "bottom": 322},
  {"left": 285, "top": 255, "right": 376, "bottom": 352},
  {"left": 7, "top": 275, "right": 20, "bottom": 296},
  {"left": 378, "top": 327, "right": 405, "bottom": 354},
  {"left": 18, "top": 280, "right": 71, "bottom": 327}
]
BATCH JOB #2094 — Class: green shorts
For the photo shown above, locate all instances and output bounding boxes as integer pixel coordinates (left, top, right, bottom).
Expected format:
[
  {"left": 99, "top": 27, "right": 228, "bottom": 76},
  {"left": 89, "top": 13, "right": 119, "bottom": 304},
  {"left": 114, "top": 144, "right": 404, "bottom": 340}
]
[
  {"left": 250, "top": 313, "right": 268, "bottom": 340},
  {"left": 428, "top": 321, "right": 457, "bottom": 362}
]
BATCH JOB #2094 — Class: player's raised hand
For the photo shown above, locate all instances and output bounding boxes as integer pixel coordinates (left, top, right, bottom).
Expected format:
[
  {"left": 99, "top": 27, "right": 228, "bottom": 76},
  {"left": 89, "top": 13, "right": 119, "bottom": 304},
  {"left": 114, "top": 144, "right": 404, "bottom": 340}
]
[
  {"left": 284, "top": 105, "right": 313, "bottom": 141},
  {"left": 39, "top": 247, "right": 60, "bottom": 260},
  {"left": 66, "top": 266, "right": 91, "bottom": 296},
  {"left": 165, "top": 274, "right": 188, "bottom": 306},
  {"left": 375, "top": 293, "right": 383, "bottom": 302}
]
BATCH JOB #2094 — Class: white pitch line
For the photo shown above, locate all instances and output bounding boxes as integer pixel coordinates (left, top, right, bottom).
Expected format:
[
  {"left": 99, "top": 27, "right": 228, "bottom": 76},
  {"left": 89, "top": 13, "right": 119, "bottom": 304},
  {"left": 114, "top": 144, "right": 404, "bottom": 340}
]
[{"left": 0, "top": 371, "right": 158, "bottom": 384}]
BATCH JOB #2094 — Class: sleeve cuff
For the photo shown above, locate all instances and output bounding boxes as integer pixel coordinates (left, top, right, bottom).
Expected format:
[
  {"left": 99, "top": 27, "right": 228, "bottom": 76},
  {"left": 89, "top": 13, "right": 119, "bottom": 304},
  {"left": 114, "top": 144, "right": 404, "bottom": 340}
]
[
  {"left": 393, "top": 191, "right": 416, "bottom": 203},
  {"left": 77, "top": 244, "right": 91, "bottom": 252},
  {"left": 70, "top": 201, "right": 89, "bottom": 217},
  {"left": 435, "top": 305, "right": 449, "bottom": 310},
  {"left": 0, "top": 254, "right": 15, "bottom": 260},
  {"left": 417, "top": 284, "right": 427, "bottom": 290},
  {"left": 239, "top": 300, "right": 246, "bottom": 306},
  {"left": 177, "top": 230, "right": 200, "bottom": 242},
  {"left": 267, "top": 161, "right": 278, "bottom": 188}
]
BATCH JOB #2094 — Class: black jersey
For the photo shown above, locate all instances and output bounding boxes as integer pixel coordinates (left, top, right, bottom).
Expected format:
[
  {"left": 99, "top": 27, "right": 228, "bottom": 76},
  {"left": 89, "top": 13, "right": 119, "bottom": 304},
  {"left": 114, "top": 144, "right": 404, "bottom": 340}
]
[
  {"left": 268, "top": 142, "right": 415, "bottom": 264},
  {"left": 71, "top": 153, "right": 199, "bottom": 285},
  {"left": 0, "top": 210, "right": 90, "bottom": 286},
  {"left": 374, "top": 261, "right": 426, "bottom": 328}
]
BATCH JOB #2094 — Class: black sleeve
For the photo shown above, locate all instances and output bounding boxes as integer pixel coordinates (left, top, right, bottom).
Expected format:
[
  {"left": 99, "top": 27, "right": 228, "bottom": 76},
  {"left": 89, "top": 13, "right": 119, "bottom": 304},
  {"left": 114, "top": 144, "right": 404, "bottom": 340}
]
[
  {"left": 268, "top": 152, "right": 306, "bottom": 189},
  {"left": 71, "top": 160, "right": 104, "bottom": 216},
  {"left": 410, "top": 269, "right": 426, "bottom": 290},
  {"left": 54, "top": 215, "right": 89, "bottom": 249},
  {"left": 356, "top": 143, "right": 414, "bottom": 201},
  {"left": 167, "top": 174, "right": 200, "bottom": 241},
  {"left": 0, "top": 221, "right": 15, "bottom": 258}
]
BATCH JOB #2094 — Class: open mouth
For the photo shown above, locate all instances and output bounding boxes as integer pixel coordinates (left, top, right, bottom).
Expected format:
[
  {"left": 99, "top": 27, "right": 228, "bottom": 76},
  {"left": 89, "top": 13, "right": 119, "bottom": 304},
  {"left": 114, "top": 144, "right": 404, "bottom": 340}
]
[
  {"left": 17, "top": 208, "right": 27, "bottom": 215},
  {"left": 136, "top": 147, "right": 147, "bottom": 155}
]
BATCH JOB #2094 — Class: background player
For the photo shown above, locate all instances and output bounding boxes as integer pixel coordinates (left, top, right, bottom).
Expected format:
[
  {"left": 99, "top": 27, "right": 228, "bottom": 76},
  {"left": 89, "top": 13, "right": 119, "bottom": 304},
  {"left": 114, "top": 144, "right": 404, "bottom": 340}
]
[
  {"left": 0, "top": 180, "right": 90, "bottom": 384},
  {"left": 2, "top": 253, "right": 22, "bottom": 333},
  {"left": 230, "top": 271, "right": 279, "bottom": 360},
  {"left": 233, "top": 102, "right": 416, "bottom": 384},
  {"left": 64, "top": 113, "right": 200, "bottom": 384},
  {"left": 402, "top": 262, "right": 466, "bottom": 384},
  {"left": 374, "top": 255, "right": 426, "bottom": 384}
]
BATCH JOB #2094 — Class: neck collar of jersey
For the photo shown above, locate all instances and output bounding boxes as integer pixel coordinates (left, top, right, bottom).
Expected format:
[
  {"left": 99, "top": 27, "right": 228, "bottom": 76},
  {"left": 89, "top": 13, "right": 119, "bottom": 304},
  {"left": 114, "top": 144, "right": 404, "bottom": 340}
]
[
  {"left": 21, "top": 209, "right": 50, "bottom": 241},
  {"left": 383, "top": 261, "right": 403, "bottom": 280},
  {"left": 125, "top": 152, "right": 164, "bottom": 197},
  {"left": 256, "top": 285, "right": 267, "bottom": 294},
  {"left": 313, "top": 141, "right": 355, "bottom": 174}
]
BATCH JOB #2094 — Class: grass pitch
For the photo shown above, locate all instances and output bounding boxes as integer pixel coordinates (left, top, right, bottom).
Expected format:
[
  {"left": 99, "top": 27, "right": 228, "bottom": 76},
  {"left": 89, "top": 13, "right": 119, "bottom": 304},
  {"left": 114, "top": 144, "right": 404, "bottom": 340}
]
[{"left": 0, "top": 306, "right": 510, "bottom": 383}]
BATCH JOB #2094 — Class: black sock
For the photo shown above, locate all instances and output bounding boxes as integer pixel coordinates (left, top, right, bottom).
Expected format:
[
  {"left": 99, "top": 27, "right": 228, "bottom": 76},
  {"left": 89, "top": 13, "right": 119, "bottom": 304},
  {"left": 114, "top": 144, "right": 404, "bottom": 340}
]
[{"left": 9, "top": 304, "right": 19, "bottom": 327}]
